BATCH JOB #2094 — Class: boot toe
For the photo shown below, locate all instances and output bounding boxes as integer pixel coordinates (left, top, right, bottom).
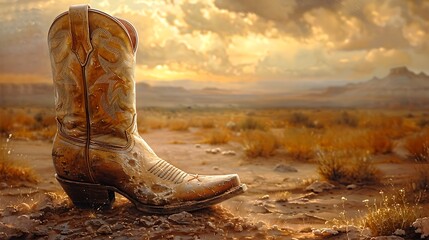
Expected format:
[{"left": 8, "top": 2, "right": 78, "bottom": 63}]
[{"left": 175, "top": 173, "right": 242, "bottom": 201}]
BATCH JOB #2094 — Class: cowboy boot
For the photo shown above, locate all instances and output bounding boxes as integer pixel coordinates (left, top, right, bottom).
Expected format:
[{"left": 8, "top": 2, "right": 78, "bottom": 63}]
[{"left": 48, "top": 4, "right": 246, "bottom": 214}]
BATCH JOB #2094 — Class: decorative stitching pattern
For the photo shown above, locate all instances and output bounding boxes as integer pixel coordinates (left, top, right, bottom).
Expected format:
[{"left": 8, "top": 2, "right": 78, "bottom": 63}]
[{"left": 148, "top": 160, "right": 188, "bottom": 184}]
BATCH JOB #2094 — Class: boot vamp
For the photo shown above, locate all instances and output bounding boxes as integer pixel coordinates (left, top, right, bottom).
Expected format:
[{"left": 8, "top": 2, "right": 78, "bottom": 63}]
[{"left": 172, "top": 174, "right": 241, "bottom": 202}]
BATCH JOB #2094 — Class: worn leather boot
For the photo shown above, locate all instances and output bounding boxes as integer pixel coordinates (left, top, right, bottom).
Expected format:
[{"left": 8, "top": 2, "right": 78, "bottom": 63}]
[{"left": 48, "top": 5, "right": 246, "bottom": 214}]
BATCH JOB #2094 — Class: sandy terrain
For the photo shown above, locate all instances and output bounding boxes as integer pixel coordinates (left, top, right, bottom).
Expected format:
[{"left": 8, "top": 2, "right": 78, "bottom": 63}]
[{"left": 1, "top": 129, "right": 428, "bottom": 239}]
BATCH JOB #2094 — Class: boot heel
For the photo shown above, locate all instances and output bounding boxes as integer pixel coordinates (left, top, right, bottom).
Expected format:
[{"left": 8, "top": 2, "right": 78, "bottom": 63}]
[{"left": 56, "top": 174, "right": 115, "bottom": 210}]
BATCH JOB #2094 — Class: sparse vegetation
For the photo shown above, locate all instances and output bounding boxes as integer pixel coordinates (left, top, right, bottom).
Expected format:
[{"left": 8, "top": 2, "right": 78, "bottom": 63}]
[
  {"left": 317, "top": 150, "right": 381, "bottom": 184},
  {"left": 0, "top": 136, "right": 38, "bottom": 184},
  {"left": 405, "top": 130, "right": 429, "bottom": 162},
  {"left": 241, "top": 130, "right": 279, "bottom": 158},
  {"left": 237, "top": 117, "right": 267, "bottom": 131},
  {"left": 203, "top": 128, "right": 231, "bottom": 145},
  {"left": 168, "top": 118, "right": 190, "bottom": 131},
  {"left": 408, "top": 165, "right": 429, "bottom": 203},
  {"left": 360, "top": 189, "right": 422, "bottom": 236}
]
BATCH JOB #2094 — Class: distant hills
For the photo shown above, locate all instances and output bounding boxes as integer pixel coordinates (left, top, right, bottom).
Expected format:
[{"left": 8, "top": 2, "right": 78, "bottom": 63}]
[{"left": 1, "top": 66, "right": 428, "bottom": 108}]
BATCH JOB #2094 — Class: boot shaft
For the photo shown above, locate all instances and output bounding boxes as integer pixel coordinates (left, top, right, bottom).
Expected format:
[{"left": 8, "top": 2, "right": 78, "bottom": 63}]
[{"left": 48, "top": 5, "right": 138, "bottom": 148}]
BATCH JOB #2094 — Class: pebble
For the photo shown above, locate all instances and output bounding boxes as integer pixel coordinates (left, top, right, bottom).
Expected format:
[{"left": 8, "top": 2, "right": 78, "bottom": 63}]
[
  {"left": 234, "top": 224, "right": 243, "bottom": 232},
  {"left": 85, "top": 218, "right": 107, "bottom": 227},
  {"left": 221, "top": 150, "right": 236, "bottom": 156},
  {"left": 259, "top": 195, "right": 269, "bottom": 200},
  {"left": 96, "top": 224, "right": 112, "bottom": 235},
  {"left": 273, "top": 164, "right": 298, "bottom": 173},
  {"left": 195, "top": 144, "right": 201, "bottom": 148},
  {"left": 207, "top": 221, "right": 216, "bottom": 229},
  {"left": 413, "top": 217, "right": 429, "bottom": 238},
  {"left": 305, "top": 181, "right": 335, "bottom": 193},
  {"left": 312, "top": 228, "right": 339, "bottom": 237},
  {"left": 346, "top": 184, "right": 357, "bottom": 190},
  {"left": 168, "top": 211, "right": 193, "bottom": 225}
]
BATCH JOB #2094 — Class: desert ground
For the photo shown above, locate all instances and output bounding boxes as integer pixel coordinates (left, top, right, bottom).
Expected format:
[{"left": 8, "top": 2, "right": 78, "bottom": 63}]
[{"left": 1, "top": 107, "right": 429, "bottom": 239}]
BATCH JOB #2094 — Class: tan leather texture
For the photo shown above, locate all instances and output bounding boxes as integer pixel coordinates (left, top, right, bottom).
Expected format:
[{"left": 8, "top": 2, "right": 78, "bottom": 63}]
[{"left": 48, "top": 5, "right": 244, "bottom": 207}]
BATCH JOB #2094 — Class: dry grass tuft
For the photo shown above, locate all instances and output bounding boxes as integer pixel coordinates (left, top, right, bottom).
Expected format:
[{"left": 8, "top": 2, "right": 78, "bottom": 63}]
[
  {"left": 365, "top": 130, "right": 396, "bottom": 154},
  {"left": 405, "top": 131, "right": 429, "bottom": 162},
  {"left": 203, "top": 128, "right": 231, "bottom": 145},
  {"left": 283, "top": 129, "right": 318, "bottom": 161},
  {"left": 407, "top": 165, "right": 429, "bottom": 203},
  {"left": 1, "top": 136, "right": 38, "bottom": 184},
  {"left": 241, "top": 130, "right": 279, "bottom": 158},
  {"left": 237, "top": 117, "right": 267, "bottom": 131},
  {"left": 168, "top": 118, "right": 190, "bottom": 131},
  {"left": 360, "top": 189, "right": 422, "bottom": 236},
  {"left": 317, "top": 150, "right": 381, "bottom": 184}
]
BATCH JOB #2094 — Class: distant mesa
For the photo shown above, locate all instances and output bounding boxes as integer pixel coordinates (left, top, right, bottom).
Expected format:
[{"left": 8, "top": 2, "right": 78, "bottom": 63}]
[{"left": 0, "top": 66, "right": 428, "bottom": 108}]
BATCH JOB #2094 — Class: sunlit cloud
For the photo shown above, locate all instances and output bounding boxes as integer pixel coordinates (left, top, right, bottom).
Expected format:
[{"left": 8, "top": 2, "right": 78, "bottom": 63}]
[{"left": 0, "top": 0, "right": 428, "bottom": 91}]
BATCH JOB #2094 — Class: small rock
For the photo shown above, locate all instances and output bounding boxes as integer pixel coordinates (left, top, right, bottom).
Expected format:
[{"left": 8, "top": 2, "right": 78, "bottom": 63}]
[
  {"left": 168, "top": 211, "right": 193, "bottom": 225},
  {"left": 96, "top": 225, "right": 112, "bottom": 235},
  {"left": 259, "top": 195, "right": 270, "bottom": 200},
  {"left": 138, "top": 216, "right": 160, "bottom": 227},
  {"left": 205, "top": 148, "right": 221, "bottom": 154},
  {"left": 312, "top": 228, "right": 339, "bottom": 237},
  {"left": 207, "top": 221, "right": 216, "bottom": 229},
  {"left": 299, "top": 227, "right": 312, "bottom": 233},
  {"left": 221, "top": 150, "right": 236, "bottom": 156},
  {"left": 195, "top": 144, "right": 201, "bottom": 148},
  {"left": 412, "top": 217, "right": 429, "bottom": 238},
  {"left": 224, "top": 222, "right": 234, "bottom": 228},
  {"left": 85, "top": 218, "right": 107, "bottom": 227},
  {"left": 305, "top": 181, "right": 335, "bottom": 193},
  {"left": 213, "top": 166, "right": 219, "bottom": 170},
  {"left": 33, "top": 226, "right": 49, "bottom": 237},
  {"left": 393, "top": 229, "right": 405, "bottom": 236},
  {"left": 274, "top": 164, "right": 298, "bottom": 173},
  {"left": 2, "top": 206, "right": 18, "bottom": 216},
  {"left": 234, "top": 224, "right": 243, "bottom": 232},
  {"left": 0, "top": 182, "right": 8, "bottom": 189},
  {"left": 111, "top": 223, "right": 125, "bottom": 231},
  {"left": 346, "top": 184, "right": 357, "bottom": 190}
]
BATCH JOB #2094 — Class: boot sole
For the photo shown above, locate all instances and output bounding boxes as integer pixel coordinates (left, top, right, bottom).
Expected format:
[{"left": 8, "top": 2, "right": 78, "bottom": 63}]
[{"left": 56, "top": 174, "right": 247, "bottom": 214}]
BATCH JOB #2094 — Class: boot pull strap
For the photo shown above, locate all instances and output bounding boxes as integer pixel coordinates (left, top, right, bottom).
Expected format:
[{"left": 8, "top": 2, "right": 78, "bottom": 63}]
[{"left": 69, "top": 4, "right": 93, "bottom": 66}]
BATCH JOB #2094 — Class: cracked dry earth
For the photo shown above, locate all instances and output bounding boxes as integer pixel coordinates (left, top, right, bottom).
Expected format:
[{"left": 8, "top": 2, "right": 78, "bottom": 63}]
[{"left": 1, "top": 129, "right": 427, "bottom": 239}]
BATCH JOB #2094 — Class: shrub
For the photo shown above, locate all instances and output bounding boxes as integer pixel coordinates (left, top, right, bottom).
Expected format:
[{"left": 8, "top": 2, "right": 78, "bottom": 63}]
[
  {"left": 335, "top": 111, "right": 358, "bottom": 127},
  {"left": 168, "top": 118, "right": 189, "bottom": 131},
  {"left": 407, "top": 165, "right": 429, "bottom": 203},
  {"left": 360, "top": 189, "right": 422, "bottom": 236},
  {"left": 283, "top": 129, "right": 317, "bottom": 161},
  {"left": 237, "top": 117, "right": 267, "bottom": 131},
  {"left": 405, "top": 131, "right": 429, "bottom": 162},
  {"left": 203, "top": 128, "right": 231, "bottom": 145},
  {"left": 317, "top": 151, "right": 381, "bottom": 184},
  {"left": 241, "top": 130, "right": 279, "bottom": 158},
  {"left": 365, "top": 130, "right": 396, "bottom": 154}
]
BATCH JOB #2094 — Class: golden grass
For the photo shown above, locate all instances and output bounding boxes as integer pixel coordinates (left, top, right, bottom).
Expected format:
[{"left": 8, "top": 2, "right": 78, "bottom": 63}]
[
  {"left": 283, "top": 129, "right": 318, "bottom": 161},
  {"left": 203, "top": 128, "right": 231, "bottom": 145},
  {"left": 365, "top": 130, "right": 396, "bottom": 154},
  {"left": 1, "top": 137, "right": 38, "bottom": 184},
  {"left": 405, "top": 130, "right": 429, "bottom": 162},
  {"left": 407, "top": 165, "right": 429, "bottom": 203},
  {"left": 241, "top": 130, "right": 279, "bottom": 158},
  {"left": 168, "top": 118, "right": 190, "bottom": 131},
  {"left": 317, "top": 150, "right": 381, "bottom": 184},
  {"left": 360, "top": 189, "right": 422, "bottom": 236},
  {"left": 237, "top": 117, "right": 267, "bottom": 131}
]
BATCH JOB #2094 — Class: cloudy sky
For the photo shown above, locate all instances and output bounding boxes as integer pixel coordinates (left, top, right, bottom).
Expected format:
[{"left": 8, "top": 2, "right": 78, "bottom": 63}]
[{"left": 0, "top": 0, "right": 428, "bottom": 92}]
